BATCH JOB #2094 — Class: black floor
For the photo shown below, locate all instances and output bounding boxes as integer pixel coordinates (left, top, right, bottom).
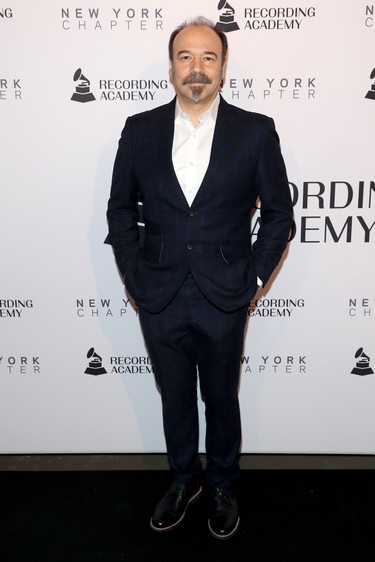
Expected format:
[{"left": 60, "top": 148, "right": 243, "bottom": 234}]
[{"left": 1, "top": 470, "right": 374, "bottom": 561}]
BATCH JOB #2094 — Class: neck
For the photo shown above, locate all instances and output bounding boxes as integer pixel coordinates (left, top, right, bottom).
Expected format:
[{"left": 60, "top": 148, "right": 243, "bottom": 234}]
[{"left": 177, "top": 94, "right": 219, "bottom": 127}]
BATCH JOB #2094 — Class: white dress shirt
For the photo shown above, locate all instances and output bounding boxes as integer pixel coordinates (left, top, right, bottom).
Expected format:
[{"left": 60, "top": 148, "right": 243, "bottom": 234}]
[{"left": 172, "top": 95, "right": 219, "bottom": 207}]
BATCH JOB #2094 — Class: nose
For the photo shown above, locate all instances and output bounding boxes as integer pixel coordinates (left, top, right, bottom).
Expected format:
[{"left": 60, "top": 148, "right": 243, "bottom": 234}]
[{"left": 191, "top": 56, "right": 204, "bottom": 74}]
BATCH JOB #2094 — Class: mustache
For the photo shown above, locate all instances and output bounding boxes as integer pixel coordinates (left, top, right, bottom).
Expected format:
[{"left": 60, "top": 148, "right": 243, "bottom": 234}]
[{"left": 182, "top": 73, "right": 212, "bottom": 85}]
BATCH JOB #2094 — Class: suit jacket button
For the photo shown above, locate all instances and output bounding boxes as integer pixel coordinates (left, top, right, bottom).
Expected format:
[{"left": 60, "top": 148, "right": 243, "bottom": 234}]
[
  {"left": 187, "top": 243, "right": 193, "bottom": 250},
  {"left": 189, "top": 210, "right": 195, "bottom": 217}
]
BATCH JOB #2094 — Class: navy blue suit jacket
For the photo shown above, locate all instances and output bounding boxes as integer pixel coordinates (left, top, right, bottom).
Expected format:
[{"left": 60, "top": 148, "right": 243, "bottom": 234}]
[{"left": 106, "top": 96, "right": 293, "bottom": 313}]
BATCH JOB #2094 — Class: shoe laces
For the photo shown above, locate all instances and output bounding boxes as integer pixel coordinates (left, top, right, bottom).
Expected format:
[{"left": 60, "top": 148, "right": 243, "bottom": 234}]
[
  {"left": 170, "top": 481, "right": 194, "bottom": 502},
  {"left": 212, "top": 487, "right": 234, "bottom": 505}
]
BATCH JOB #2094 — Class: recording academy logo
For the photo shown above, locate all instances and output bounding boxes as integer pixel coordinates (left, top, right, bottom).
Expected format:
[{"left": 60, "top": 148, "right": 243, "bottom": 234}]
[
  {"left": 253, "top": 180, "right": 375, "bottom": 246},
  {"left": 214, "top": 3, "right": 316, "bottom": 31},
  {"left": 351, "top": 347, "right": 374, "bottom": 376},
  {"left": 85, "top": 348, "right": 107, "bottom": 375},
  {"left": 0, "top": 7, "right": 12, "bottom": 18},
  {"left": 84, "top": 348, "right": 153, "bottom": 374},
  {"left": 71, "top": 68, "right": 96, "bottom": 103},
  {"left": 0, "top": 299, "right": 33, "bottom": 318},
  {"left": 69, "top": 69, "right": 168, "bottom": 103},
  {"left": 365, "top": 68, "right": 375, "bottom": 100},
  {"left": 286, "top": 180, "right": 375, "bottom": 245},
  {"left": 248, "top": 297, "right": 305, "bottom": 318},
  {"left": 215, "top": 1, "right": 240, "bottom": 32}
]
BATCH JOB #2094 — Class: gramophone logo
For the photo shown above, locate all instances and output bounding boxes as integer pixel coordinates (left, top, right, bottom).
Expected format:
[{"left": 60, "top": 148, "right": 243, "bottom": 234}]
[
  {"left": 215, "top": 0, "right": 239, "bottom": 32},
  {"left": 71, "top": 68, "right": 96, "bottom": 103},
  {"left": 365, "top": 68, "right": 375, "bottom": 100},
  {"left": 85, "top": 347, "right": 107, "bottom": 375},
  {"left": 351, "top": 347, "right": 374, "bottom": 376}
]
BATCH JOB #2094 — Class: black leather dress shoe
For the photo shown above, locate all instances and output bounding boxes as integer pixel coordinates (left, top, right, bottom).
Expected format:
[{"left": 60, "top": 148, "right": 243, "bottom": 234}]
[
  {"left": 208, "top": 486, "right": 239, "bottom": 539},
  {"left": 150, "top": 480, "right": 202, "bottom": 532}
]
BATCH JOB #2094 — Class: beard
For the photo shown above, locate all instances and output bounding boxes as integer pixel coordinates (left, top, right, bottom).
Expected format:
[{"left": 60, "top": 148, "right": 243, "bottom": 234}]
[
  {"left": 190, "top": 85, "right": 205, "bottom": 103},
  {"left": 182, "top": 73, "right": 213, "bottom": 103}
]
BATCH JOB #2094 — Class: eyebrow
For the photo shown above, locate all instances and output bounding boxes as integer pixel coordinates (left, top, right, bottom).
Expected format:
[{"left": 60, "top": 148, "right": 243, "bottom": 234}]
[{"left": 176, "top": 50, "right": 218, "bottom": 58}]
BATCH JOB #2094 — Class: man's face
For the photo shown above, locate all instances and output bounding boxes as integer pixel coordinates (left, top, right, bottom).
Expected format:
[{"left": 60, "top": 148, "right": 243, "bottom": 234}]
[{"left": 169, "top": 25, "right": 227, "bottom": 108}]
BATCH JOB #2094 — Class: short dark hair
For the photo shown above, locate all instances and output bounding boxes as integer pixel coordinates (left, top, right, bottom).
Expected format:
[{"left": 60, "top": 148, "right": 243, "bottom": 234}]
[{"left": 168, "top": 16, "right": 228, "bottom": 65}]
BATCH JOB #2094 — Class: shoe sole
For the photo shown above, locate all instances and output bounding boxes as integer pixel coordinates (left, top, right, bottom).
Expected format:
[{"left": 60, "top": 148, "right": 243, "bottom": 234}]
[
  {"left": 208, "top": 516, "right": 240, "bottom": 540},
  {"left": 150, "top": 486, "right": 203, "bottom": 532}
]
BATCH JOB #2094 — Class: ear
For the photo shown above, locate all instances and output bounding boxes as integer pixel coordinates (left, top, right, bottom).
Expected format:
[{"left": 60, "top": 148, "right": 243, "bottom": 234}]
[
  {"left": 220, "top": 56, "right": 228, "bottom": 88},
  {"left": 169, "top": 61, "right": 174, "bottom": 84}
]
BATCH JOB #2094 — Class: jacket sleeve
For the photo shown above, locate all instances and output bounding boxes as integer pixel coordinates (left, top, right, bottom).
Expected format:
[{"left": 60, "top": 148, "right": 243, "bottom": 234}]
[
  {"left": 251, "top": 117, "right": 293, "bottom": 286},
  {"left": 105, "top": 117, "right": 140, "bottom": 277}
]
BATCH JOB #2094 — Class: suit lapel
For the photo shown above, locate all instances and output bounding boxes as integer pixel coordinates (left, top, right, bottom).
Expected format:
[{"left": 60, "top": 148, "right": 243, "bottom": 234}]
[
  {"left": 151, "top": 98, "right": 190, "bottom": 208},
  {"left": 193, "top": 96, "right": 238, "bottom": 206}
]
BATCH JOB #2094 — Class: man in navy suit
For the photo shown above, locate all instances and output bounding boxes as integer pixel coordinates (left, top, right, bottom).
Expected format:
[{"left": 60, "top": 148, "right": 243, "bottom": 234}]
[{"left": 106, "top": 16, "right": 293, "bottom": 539}]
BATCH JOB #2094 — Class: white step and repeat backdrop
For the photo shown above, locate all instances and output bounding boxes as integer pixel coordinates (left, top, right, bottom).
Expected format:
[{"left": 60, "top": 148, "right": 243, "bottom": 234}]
[{"left": 1, "top": 1, "right": 374, "bottom": 454}]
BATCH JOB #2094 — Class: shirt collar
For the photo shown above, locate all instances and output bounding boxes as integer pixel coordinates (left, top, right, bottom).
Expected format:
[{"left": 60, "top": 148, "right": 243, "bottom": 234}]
[{"left": 175, "top": 94, "right": 220, "bottom": 125}]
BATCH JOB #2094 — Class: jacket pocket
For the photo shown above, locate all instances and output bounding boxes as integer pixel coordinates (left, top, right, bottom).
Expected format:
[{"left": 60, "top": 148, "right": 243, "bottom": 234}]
[
  {"left": 142, "top": 234, "right": 164, "bottom": 262},
  {"left": 219, "top": 241, "right": 251, "bottom": 264}
]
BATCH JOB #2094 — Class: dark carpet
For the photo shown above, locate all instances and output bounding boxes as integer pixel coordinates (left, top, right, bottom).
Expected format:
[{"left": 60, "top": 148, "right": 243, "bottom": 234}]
[{"left": 1, "top": 470, "right": 374, "bottom": 562}]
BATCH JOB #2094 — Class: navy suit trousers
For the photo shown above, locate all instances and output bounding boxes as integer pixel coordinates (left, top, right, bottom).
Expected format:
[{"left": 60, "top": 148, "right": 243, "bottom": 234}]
[{"left": 138, "top": 273, "right": 248, "bottom": 487}]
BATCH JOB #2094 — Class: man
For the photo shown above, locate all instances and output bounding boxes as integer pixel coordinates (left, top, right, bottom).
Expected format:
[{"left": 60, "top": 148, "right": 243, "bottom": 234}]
[{"left": 106, "top": 17, "right": 293, "bottom": 539}]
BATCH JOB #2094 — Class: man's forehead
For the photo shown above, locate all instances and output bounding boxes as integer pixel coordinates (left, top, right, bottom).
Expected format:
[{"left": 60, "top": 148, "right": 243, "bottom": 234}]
[{"left": 172, "top": 26, "right": 222, "bottom": 56}]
